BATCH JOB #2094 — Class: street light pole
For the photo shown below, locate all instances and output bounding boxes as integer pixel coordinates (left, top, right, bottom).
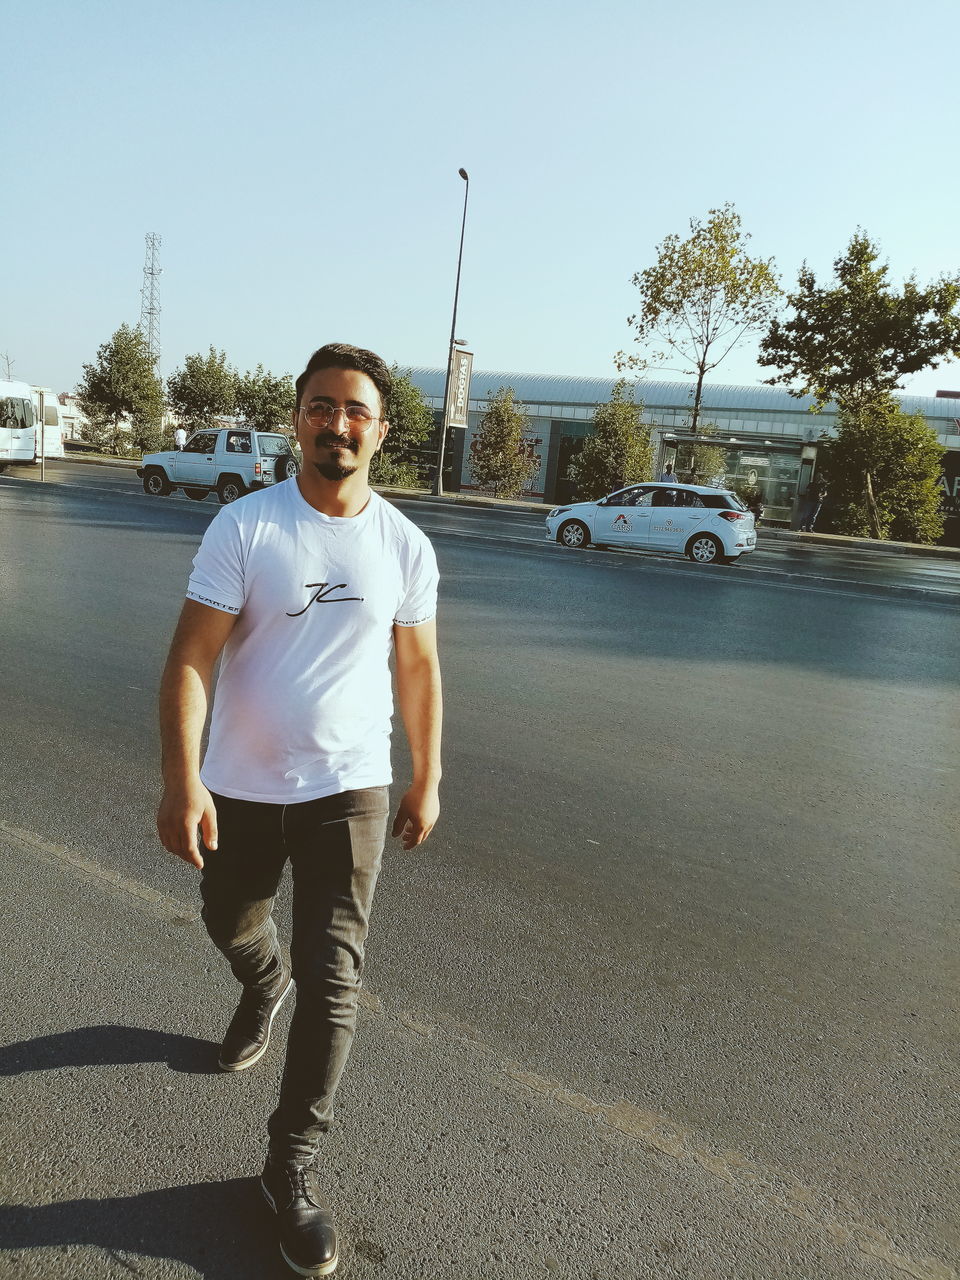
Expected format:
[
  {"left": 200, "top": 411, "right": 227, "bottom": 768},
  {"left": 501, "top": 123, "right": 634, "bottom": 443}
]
[{"left": 433, "top": 167, "right": 469, "bottom": 497}]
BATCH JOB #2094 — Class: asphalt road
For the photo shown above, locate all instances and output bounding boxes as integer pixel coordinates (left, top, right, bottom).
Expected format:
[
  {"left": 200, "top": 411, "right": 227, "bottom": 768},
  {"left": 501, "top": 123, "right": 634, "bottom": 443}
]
[
  {"left": 1, "top": 473, "right": 957, "bottom": 1280},
  {"left": 6, "top": 458, "right": 960, "bottom": 601}
]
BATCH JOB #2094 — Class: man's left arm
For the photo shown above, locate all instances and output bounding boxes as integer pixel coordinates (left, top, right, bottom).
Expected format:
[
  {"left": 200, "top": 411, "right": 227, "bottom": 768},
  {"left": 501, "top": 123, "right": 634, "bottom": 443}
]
[{"left": 392, "top": 619, "right": 442, "bottom": 850}]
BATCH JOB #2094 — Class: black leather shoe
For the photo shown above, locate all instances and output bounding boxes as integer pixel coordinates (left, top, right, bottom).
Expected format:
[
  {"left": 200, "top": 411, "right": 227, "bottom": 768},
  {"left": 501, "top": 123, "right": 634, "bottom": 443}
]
[
  {"left": 218, "top": 966, "right": 292, "bottom": 1072},
  {"left": 261, "top": 1158, "right": 339, "bottom": 1276}
]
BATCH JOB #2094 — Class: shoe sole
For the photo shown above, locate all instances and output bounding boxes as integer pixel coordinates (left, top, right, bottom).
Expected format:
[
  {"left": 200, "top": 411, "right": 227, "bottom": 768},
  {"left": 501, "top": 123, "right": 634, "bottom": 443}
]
[
  {"left": 218, "top": 974, "right": 293, "bottom": 1072},
  {"left": 261, "top": 1178, "right": 339, "bottom": 1276}
]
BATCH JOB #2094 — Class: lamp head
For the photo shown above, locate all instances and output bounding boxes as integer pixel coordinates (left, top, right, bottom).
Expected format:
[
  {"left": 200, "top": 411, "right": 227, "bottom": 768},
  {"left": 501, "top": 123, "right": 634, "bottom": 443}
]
[{"left": 458, "top": 167, "right": 469, "bottom": 181}]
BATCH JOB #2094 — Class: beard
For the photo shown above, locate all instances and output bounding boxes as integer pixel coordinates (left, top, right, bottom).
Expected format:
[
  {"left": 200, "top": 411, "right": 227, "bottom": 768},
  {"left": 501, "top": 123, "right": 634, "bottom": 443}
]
[
  {"left": 311, "top": 433, "right": 360, "bottom": 481},
  {"left": 313, "top": 459, "right": 359, "bottom": 481}
]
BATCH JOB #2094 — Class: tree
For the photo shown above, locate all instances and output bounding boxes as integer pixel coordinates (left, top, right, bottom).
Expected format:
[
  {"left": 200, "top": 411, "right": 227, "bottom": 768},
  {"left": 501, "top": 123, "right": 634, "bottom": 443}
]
[
  {"left": 76, "top": 324, "right": 164, "bottom": 456},
  {"left": 235, "top": 364, "right": 295, "bottom": 431},
  {"left": 370, "top": 367, "right": 433, "bottom": 488},
  {"left": 819, "top": 397, "right": 945, "bottom": 543},
  {"left": 568, "top": 380, "right": 652, "bottom": 499},
  {"left": 674, "top": 423, "right": 728, "bottom": 486},
  {"left": 167, "top": 347, "right": 236, "bottom": 429},
  {"left": 469, "top": 386, "right": 537, "bottom": 498},
  {"left": 759, "top": 231, "right": 960, "bottom": 410},
  {"left": 617, "top": 203, "right": 779, "bottom": 432},
  {"left": 760, "top": 232, "right": 960, "bottom": 538}
]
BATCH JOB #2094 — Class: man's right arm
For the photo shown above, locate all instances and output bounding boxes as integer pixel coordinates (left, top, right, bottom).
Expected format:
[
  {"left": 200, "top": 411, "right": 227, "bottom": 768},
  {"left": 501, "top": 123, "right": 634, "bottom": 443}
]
[{"left": 157, "top": 599, "right": 238, "bottom": 870}]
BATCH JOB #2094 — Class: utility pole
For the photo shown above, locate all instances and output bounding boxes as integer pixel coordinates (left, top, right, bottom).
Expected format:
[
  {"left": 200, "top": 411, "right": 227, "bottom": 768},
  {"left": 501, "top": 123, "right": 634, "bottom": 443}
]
[
  {"left": 0, "top": 352, "right": 14, "bottom": 380},
  {"left": 433, "top": 169, "right": 470, "bottom": 497}
]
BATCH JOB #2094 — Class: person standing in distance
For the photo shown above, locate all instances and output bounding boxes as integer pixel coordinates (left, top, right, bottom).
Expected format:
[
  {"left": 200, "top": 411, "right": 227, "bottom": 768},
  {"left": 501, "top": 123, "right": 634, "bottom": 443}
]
[
  {"left": 156, "top": 343, "right": 442, "bottom": 1277},
  {"left": 659, "top": 461, "right": 679, "bottom": 483},
  {"left": 174, "top": 425, "right": 187, "bottom": 450}
]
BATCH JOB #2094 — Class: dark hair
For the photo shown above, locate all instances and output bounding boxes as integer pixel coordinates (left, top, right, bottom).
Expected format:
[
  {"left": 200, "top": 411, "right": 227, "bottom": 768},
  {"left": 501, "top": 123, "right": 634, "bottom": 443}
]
[{"left": 295, "top": 343, "right": 393, "bottom": 417}]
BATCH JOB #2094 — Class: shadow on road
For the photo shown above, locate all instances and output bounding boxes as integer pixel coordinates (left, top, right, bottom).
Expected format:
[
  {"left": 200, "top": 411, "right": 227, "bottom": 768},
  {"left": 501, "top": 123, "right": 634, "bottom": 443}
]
[
  {"left": 0, "top": 1178, "right": 292, "bottom": 1280},
  {"left": 0, "top": 1025, "right": 218, "bottom": 1076}
]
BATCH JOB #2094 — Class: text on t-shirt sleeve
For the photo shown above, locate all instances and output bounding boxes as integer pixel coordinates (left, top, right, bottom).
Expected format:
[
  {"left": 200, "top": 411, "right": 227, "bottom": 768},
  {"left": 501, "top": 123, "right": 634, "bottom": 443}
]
[
  {"left": 394, "top": 535, "right": 439, "bottom": 627},
  {"left": 185, "top": 510, "right": 246, "bottom": 615}
]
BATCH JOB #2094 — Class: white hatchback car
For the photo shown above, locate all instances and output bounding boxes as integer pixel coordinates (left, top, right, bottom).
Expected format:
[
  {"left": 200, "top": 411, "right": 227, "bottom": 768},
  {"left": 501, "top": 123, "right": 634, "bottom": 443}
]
[{"left": 545, "top": 483, "right": 757, "bottom": 563}]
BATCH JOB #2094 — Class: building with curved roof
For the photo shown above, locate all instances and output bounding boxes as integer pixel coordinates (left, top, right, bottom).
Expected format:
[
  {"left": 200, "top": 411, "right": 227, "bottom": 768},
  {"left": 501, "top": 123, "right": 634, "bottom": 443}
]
[{"left": 407, "top": 366, "right": 960, "bottom": 535}]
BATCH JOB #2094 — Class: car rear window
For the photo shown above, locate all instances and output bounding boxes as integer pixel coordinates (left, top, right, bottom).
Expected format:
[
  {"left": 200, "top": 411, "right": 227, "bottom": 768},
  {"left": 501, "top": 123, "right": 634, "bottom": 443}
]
[
  {"left": 699, "top": 491, "right": 746, "bottom": 510},
  {"left": 257, "top": 434, "right": 292, "bottom": 456}
]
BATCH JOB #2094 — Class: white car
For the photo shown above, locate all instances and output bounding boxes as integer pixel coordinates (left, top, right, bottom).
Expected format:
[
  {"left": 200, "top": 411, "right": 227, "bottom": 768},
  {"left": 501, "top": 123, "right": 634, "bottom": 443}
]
[{"left": 545, "top": 483, "right": 757, "bottom": 564}]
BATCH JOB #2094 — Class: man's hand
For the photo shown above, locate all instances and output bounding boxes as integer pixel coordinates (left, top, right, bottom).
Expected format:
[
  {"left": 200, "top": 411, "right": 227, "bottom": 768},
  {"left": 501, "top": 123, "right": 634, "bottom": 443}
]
[
  {"left": 391, "top": 783, "right": 440, "bottom": 851},
  {"left": 157, "top": 779, "right": 218, "bottom": 870}
]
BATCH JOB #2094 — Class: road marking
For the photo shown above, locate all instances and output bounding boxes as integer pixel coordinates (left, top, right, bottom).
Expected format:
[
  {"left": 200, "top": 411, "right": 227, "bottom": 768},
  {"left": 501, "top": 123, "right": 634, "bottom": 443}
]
[
  {"left": 3, "top": 816, "right": 954, "bottom": 1279},
  {"left": 3, "top": 476, "right": 957, "bottom": 606}
]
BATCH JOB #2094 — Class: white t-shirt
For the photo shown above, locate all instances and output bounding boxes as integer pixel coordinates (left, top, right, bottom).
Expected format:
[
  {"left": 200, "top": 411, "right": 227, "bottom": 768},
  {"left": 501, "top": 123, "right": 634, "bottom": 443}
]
[{"left": 185, "top": 481, "right": 439, "bottom": 804}]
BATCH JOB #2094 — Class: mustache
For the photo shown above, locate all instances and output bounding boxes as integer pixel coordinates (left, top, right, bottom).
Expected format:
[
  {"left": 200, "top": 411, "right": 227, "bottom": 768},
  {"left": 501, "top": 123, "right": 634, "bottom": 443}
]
[{"left": 315, "top": 433, "right": 360, "bottom": 454}]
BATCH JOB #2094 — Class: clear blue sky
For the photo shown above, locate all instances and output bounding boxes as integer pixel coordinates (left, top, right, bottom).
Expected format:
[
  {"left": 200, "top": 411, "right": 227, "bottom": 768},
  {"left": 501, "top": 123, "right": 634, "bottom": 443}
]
[{"left": 7, "top": 0, "right": 960, "bottom": 399}]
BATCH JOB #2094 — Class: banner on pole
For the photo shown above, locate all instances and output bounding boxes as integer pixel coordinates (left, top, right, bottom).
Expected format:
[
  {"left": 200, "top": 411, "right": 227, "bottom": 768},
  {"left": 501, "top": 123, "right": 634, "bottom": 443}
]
[{"left": 446, "top": 348, "right": 473, "bottom": 429}]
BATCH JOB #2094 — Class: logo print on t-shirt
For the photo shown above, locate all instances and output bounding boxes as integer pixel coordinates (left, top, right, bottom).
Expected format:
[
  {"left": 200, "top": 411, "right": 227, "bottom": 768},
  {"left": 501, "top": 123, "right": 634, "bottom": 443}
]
[{"left": 287, "top": 582, "right": 364, "bottom": 617}]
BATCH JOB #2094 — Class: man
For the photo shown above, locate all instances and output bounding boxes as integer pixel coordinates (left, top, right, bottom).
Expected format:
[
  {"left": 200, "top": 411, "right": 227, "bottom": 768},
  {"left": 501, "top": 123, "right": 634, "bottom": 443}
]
[
  {"left": 157, "top": 343, "right": 441, "bottom": 1277},
  {"left": 798, "top": 478, "right": 827, "bottom": 532},
  {"left": 174, "top": 425, "right": 187, "bottom": 450},
  {"left": 658, "top": 461, "right": 678, "bottom": 483}
]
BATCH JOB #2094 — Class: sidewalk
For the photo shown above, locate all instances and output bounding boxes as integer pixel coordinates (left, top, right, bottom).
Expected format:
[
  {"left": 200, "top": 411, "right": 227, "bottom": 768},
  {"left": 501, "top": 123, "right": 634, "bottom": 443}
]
[{"left": 2, "top": 819, "right": 933, "bottom": 1280}]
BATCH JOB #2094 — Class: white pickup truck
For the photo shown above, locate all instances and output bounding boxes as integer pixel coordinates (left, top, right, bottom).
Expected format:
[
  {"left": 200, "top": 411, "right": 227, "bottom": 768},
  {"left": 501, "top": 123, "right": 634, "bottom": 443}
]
[{"left": 138, "top": 427, "right": 299, "bottom": 504}]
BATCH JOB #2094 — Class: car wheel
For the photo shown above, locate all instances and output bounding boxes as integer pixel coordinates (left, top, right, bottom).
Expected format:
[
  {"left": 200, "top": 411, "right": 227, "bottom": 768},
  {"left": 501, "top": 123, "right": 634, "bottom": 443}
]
[
  {"left": 217, "top": 476, "right": 245, "bottom": 505},
  {"left": 687, "top": 534, "right": 725, "bottom": 564},
  {"left": 183, "top": 488, "right": 207, "bottom": 501},
  {"left": 276, "top": 455, "right": 299, "bottom": 481},
  {"left": 558, "top": 519, "right": 590, "bottom": 549},
  {"left": 143, "top": 468, "right": 171, "bottom": 497}
]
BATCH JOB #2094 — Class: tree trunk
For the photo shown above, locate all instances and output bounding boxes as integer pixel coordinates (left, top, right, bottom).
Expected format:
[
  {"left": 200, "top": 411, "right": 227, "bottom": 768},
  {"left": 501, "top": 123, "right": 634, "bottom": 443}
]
[
  {"left": 690, "top": 365, "right": 706, "bottom": 435},
  {"left": 864, "top": 470, "right": 883, "bottom": 540}
]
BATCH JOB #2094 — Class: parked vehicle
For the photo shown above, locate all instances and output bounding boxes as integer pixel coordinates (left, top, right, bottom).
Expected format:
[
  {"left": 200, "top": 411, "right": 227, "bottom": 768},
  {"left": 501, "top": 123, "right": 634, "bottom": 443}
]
[
  {"left": 137, "top": 427, "right": 299, "bottom": 504},
  {"left": 545, "top": 483, "right": 757, "bottom": 563},
  {"left": 0, "top": 379, "right": 37, "bottom": 470},
  {"left": 30, "top": 387, "right": 65, "bottom": 459}
]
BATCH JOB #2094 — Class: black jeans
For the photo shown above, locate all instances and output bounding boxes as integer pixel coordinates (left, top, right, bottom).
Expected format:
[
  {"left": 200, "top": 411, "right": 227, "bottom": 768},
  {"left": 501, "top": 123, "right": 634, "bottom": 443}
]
[{"left": 199, "top": 786, "right": 390, "bottom": 1163}]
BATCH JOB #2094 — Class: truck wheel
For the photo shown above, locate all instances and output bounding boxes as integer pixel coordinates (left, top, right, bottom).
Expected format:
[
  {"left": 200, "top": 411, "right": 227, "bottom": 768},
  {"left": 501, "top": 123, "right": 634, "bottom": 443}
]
[
  {"left": 143, "top": 468, "right": 172, "bottom": 497},
  {"left": 218, "top": 476, "right": 245, "bottom": 505},
  {"left": 276, "top": 455, "right": 299, "bottom": 481},
  {"left": 183, "top": 488, "right": 207, "bottom": 501}
]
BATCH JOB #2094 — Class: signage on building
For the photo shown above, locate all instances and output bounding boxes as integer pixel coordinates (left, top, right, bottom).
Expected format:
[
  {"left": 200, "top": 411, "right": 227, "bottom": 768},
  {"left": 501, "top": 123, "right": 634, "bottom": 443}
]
[{"left": 447, "top": 349, "right": 473, "bottom": 429}]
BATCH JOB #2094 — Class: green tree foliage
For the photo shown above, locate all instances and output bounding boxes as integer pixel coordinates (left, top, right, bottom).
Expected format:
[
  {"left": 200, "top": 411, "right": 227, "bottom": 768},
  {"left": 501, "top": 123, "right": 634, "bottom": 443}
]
[
  {"left": 759, "top": 231, "right": 960, "bottom": 410},
  {"left": 235, "top": 364, "right": 295, "bottom": 431},
  {"left": 469, "top": 386, "right": 537, "bottom": 498},
  {"left": 674, "top": 423, "right": 728, "bottom": 486},
  {"left": 568, "top": 381, "right": 652, "bottom": 499},
  {"left": 76, "top": 324, "right": 164, "bottom": 456},
  {"left": 760, "top": 231, "right": 960, "bottom": 539},
  {"left": 618, "top": 203, "right": 779, "bottom": 432},
  {"left": 167, "top": 347, "right": 237, "bottom": 429},
  {"left": 820, "top": 397, "right": 945, "bottom": 543},
  {"left": 370, "top": 367, "right": 433, "bottom": 488}
]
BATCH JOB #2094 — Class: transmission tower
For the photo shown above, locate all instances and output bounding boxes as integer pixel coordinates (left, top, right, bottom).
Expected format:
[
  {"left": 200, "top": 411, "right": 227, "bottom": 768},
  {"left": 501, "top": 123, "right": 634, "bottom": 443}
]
[{"left": 138, "top": 232, "right": 162, "bottom": 367}]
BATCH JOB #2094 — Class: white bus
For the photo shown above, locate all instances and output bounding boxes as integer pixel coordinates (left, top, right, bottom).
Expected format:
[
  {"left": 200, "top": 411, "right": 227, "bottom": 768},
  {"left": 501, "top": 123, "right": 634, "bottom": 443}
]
[
  {"left": 0, "top": 379, "right": 37, "bottom": 470},
  {"left": 31, "top": 387, "right": 65, "bottom": 459}
]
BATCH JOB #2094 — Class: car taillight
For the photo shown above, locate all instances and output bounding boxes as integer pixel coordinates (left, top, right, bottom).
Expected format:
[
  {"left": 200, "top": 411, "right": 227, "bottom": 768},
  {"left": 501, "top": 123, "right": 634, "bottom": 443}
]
[
  {"left": 255, "top": 462, "right": 262, "bottom": 475},
  {"left": 718, "top": 510, "right": 747, "bottom": 521}
]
